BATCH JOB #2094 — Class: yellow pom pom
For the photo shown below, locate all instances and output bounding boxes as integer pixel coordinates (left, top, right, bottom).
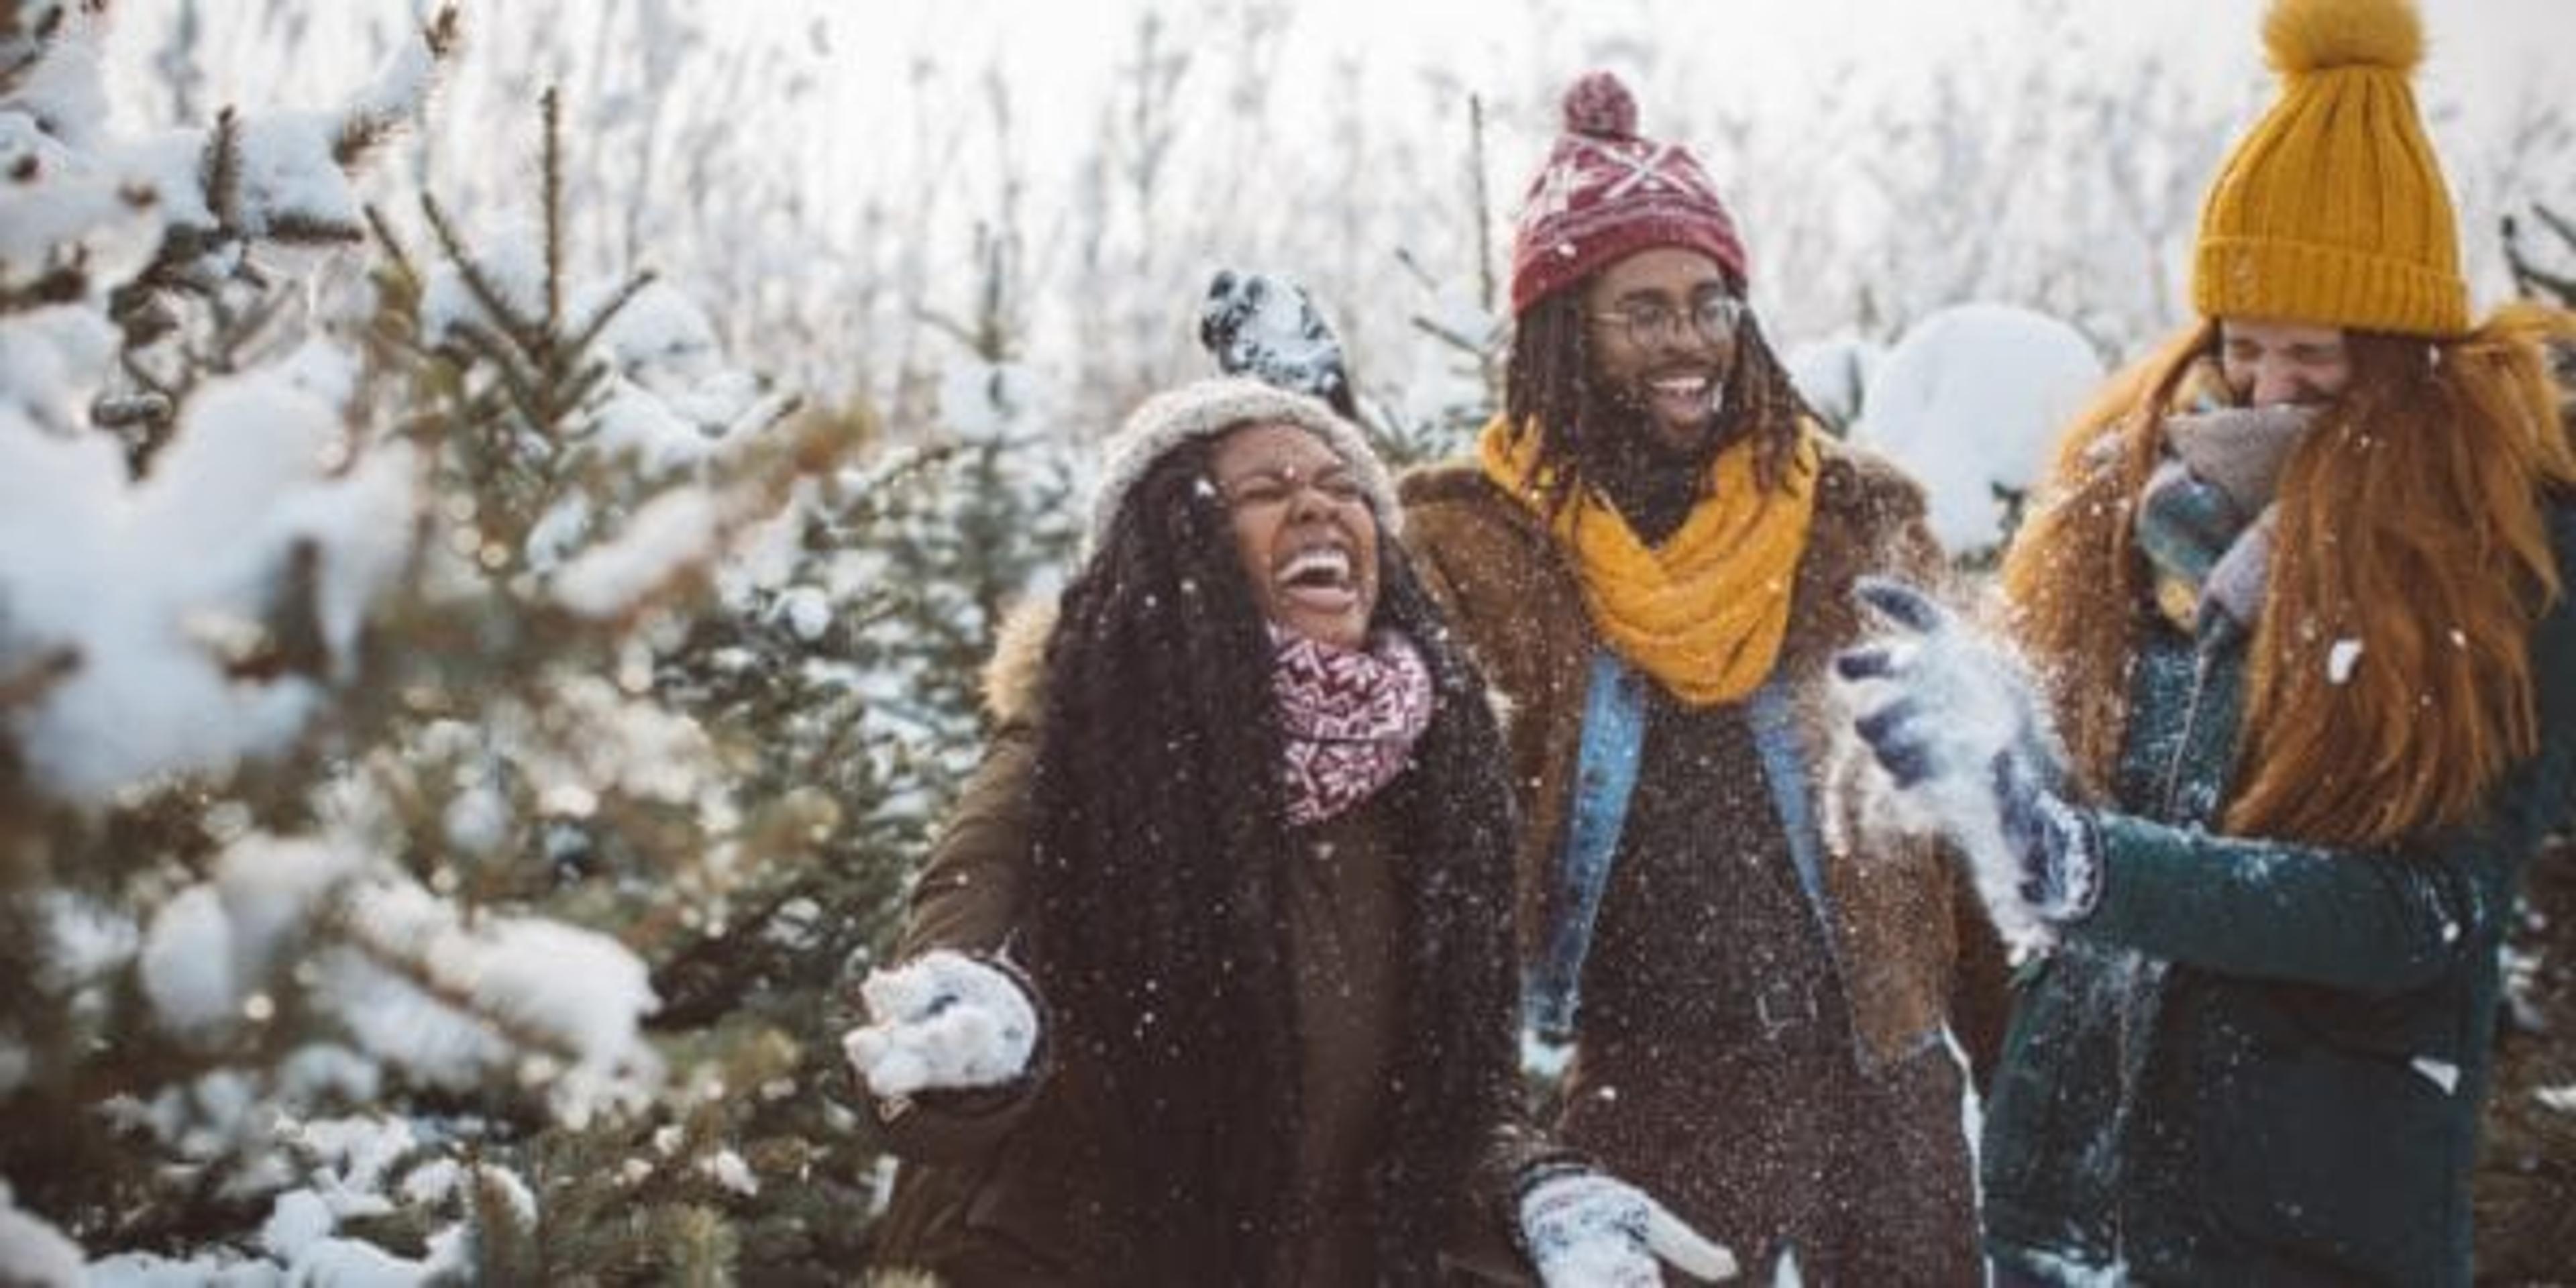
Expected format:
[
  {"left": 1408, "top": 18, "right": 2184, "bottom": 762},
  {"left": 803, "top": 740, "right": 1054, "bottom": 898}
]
[{"left": 2264, "top": 0, "right": 2424, "bottom": 76}]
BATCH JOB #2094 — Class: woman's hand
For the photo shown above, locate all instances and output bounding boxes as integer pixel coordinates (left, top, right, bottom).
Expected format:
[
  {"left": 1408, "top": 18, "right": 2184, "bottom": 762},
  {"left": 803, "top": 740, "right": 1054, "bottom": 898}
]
[
  {"left": 1518, "top": 1168, "right": 1738, "bottom": 1285},
  {"left": 841, "top": 949, "right": 1040, "bottom": 1097},
  {"left": 1836, "top": 577, "right": 2101, "bottom": 935}
]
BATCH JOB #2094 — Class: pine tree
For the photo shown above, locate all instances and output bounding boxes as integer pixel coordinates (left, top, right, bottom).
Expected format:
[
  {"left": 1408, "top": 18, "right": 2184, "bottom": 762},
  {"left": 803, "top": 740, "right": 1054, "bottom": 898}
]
[
  {"left": 854, "top": 207, "right": 1081, "bottom": 796},
  {"left": 0, "top": 7, "right": 934, "bottom": 1279},
  {"left": 1376, "top": 93, "right": 1507, "bottom": 468}
]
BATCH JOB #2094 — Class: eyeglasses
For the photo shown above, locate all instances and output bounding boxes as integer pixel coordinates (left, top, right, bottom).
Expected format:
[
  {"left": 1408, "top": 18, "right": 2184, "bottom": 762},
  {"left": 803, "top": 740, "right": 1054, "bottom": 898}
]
[{"left": 1588, "top": 294, "right": 1747, "bottom": 349}]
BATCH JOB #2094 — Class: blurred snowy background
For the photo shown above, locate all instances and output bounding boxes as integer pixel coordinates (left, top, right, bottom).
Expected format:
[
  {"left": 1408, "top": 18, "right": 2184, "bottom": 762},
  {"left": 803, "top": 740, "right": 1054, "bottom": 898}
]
[
  {"left": 3, "top": 0, "right": 2573, "bottom": 1281},
  {"left": 104, "top": 0, "right": 2576, "bottom": 456}
]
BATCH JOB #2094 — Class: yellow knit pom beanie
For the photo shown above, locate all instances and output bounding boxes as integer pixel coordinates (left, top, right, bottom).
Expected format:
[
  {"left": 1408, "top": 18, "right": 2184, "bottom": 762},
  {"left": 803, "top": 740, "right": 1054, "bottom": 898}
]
[{"left": 2192, "top": 0, "right": 2467, "bottom": 337}]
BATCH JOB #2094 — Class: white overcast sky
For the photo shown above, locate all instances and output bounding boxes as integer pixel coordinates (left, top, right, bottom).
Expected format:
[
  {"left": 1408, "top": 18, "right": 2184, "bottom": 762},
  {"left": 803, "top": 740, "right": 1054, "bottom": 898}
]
[
  {"left": 103, "top": 0, "right": 2576, "bottom": 331},
  {"left": 125, "top": 0, "right": 2576, "bottom": 145},
  {"left": 813, "top": 0, "right": 2573, "bottom": 137}
]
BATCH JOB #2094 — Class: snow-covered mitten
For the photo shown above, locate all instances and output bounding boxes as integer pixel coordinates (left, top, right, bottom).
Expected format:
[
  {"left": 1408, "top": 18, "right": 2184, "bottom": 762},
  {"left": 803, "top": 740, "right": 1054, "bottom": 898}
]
[
  {"left": 1978, "top": 741, "right": 2102, "bottom": 922},
  {"left": 1988, "top": 747, "right": 2102, "bottom": 922},
  {"left": 841, "top": 949, "right": 1040, "bottom": 1098},
  {"left": 1837, "top": 577, "right": 2100, "bottom": 936},
  {"left": 1836, "top": 578, "right": 2059, "bottom": 787},
  {"left": 1198, "top": 269, "right": 1357, "bottom": 417},
  {"left": 1517, "top": 1168, "right": 1739, "bottom": 1287}
]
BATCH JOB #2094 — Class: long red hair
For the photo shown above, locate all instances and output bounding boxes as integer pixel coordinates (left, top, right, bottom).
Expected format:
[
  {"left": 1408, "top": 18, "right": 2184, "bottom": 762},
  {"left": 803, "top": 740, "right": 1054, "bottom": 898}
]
[{"left": 2002, "top": 305, "right": 2576, "bottom": 847}]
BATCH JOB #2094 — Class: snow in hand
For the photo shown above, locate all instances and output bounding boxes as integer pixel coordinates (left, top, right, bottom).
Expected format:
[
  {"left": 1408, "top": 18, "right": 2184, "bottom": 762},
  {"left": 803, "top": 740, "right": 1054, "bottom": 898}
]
[
  {"left": 1517, "top": 1169, "right": 1739, "bottom": 1286},
  {"left": 1199, "top": 269, "right": 1350, "bottom": 407},
  {"left": 844, "top": 949, "right": 1039, "bottom": 1097},
  {"left": 1830, "top": 578, "right": 2068, "bottom": 950}
]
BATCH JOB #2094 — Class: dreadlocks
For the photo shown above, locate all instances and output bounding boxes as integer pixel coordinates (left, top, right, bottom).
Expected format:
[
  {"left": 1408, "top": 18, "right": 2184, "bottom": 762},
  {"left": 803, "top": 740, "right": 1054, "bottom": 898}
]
[
  {"left": 1502, "top": 287, "right": 1817, "bottom": 523},
  {"left": 1027, "top": 437, "right": 1518, "bottom": 1285}
]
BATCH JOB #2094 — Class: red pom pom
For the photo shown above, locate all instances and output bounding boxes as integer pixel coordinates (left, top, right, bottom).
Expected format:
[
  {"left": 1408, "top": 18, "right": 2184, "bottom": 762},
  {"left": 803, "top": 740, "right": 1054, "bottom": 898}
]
[{"left": 1561, "top": 71, "right": 1637, "bottom": 140}]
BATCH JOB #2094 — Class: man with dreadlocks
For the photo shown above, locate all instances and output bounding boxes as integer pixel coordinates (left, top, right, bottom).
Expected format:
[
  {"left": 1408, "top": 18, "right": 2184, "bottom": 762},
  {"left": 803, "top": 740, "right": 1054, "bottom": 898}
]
[
  {"left": 843, "top": 376, "right": 1734, "bottom": 1286},
  {"left": 1837, "top": 0, "right": 2576, "bottom": 1282},
  {"left": 1398, "top": 70, "right": 2006, "bottom": 1284}
]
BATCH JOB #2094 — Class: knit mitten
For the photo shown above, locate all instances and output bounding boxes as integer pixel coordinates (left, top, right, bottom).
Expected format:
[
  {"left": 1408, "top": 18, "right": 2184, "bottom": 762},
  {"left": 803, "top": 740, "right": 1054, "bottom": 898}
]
[
  {"left": 1517, "top": 1167, "right": 1738, "bottom": 1286},
  {"left": 841, "top": 949, "right": 1039, "bottom": 1097},
  {"left": 1837, "top": 576, "right": 2100, "bottom": 943},
  {"left": 1198, "top": 269, "right": 1356, "bottom": 417}
]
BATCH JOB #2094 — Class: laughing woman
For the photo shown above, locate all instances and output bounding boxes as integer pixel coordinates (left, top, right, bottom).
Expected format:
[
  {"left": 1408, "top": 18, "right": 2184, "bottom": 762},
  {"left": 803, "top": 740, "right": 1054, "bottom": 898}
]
[{"left": 842, "top": 377, "right": 1729, "bottom": 1287}]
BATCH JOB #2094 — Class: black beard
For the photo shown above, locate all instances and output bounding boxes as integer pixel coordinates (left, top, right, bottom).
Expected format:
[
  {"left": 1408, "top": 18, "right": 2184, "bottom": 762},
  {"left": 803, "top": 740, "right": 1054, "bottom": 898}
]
[{"left": 1578, "top": 397, "right": 1730, "bottom": 545}]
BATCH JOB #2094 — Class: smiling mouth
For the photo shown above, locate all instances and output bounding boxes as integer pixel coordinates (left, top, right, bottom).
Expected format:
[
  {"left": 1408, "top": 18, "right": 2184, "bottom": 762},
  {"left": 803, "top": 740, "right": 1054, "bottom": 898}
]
[
  {"left": 1276, "top": 545, "right": 1359, "bottom": 611},
  {"left": 1644, "top": 372, "right": 1717, "bottom": 416}
]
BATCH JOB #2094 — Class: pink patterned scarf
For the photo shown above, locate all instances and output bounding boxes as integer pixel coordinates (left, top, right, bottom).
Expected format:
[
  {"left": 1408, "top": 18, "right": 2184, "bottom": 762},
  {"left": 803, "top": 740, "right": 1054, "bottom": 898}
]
[{"left": 1271, "top": 629, "right": 1435, "bottom": 826}]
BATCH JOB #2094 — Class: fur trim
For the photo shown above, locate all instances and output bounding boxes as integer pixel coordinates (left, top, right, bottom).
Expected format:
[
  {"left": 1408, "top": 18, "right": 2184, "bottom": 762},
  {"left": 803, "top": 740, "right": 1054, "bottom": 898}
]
[
  {"left": 1088, "top": 376, "right": 1398, "bottom": 557},
  {"left": 1481, "top": 676, "right": 1517, "bottom": 739},
  {"left": 981, "top": 595, "right": 1059, "bottom": 727},
  {"left": 861, "top": 1271, "right": 944, "bottom": 1288},
  {"left": 1397, "top": 456, "right": 1506, "bottom": 509}
]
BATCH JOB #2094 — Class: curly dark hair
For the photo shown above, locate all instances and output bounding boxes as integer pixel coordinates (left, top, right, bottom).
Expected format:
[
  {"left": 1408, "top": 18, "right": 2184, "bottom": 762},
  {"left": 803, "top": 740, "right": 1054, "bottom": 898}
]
[
  {"left": 1026, "top": 436, "right": 1519, "bottom": 1285},
  {"left": 1502, "top": 287, "right": 1816, "bottom": 521}
]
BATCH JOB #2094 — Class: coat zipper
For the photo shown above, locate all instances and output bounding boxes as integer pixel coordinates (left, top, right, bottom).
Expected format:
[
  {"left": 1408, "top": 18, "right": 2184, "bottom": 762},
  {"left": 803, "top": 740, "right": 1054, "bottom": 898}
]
[
  {"left": 2158, "top": 633, "right": 2224, "bottom": 819},
  {"left": 2116, "top": 628, "right": 2226, "bottom": 1272}
]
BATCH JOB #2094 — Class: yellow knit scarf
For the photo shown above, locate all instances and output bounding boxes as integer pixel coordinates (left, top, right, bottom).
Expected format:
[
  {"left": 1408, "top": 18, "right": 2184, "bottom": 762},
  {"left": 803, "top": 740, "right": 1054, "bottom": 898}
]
[{"left": 1479, "top": 415, "right": 1820, "bottom": 706}]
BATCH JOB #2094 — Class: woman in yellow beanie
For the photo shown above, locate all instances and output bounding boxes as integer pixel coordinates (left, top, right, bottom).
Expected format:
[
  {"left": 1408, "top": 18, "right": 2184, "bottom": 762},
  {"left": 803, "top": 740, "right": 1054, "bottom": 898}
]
[{"left": 1833, "top": 0, "right": 2576, "bottom": 1282}]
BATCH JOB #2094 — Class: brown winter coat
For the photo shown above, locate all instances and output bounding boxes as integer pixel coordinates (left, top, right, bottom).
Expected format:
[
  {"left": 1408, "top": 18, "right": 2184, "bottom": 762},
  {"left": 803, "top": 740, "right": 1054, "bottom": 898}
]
[
  {"left": 861, "top": 609, "right": 1554, "bottom": 1287},
  {"left": 1400, "top": 436, "right": 2010, "bottom": 1284}
]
